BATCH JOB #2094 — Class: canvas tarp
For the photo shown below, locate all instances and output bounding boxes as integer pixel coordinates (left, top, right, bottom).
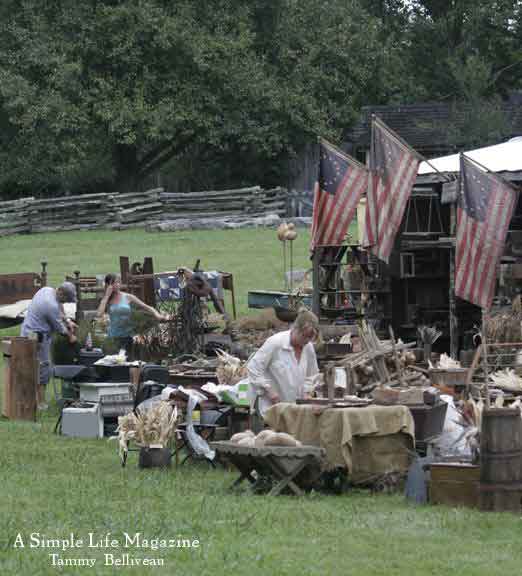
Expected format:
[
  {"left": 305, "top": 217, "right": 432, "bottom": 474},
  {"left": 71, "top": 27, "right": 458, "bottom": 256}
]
[{"left": 264, "top": 403, "right": 415, "bottom": 482}]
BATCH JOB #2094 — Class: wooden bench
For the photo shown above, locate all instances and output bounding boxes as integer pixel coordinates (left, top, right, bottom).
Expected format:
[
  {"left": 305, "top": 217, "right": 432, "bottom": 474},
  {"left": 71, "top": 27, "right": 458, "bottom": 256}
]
[{"left": 0, "top": 261, "right": 47, "bottom": 306}]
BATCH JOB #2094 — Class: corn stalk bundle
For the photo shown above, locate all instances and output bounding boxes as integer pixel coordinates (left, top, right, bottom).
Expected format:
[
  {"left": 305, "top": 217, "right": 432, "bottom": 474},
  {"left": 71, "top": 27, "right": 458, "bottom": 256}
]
[
  {"left": 455, "top": 397, "right": 484, "bottom": 459},
  {"left": 480, "top": 297, "right": 522, "bottom": 370},
  {"left": 114, "top": 402, "right": 179, "bottom": 459},
  {"left": 484, "top": 296, "right": 522, "bottom": 343}
]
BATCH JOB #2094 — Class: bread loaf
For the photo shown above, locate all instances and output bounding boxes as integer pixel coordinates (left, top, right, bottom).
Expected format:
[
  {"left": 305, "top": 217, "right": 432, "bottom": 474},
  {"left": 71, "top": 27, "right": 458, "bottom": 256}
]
[
  {"left": 230, "top": 430, "right": 255, "bottom": 444},
  {"left": 237, "top": 436, "right": 255, "bottom": 447},
  {"left": 254, "top": 429, "right": 275, "bottom": 447},
  {"left": 264, "top": 432, "right": 302, "bottom": 447}
]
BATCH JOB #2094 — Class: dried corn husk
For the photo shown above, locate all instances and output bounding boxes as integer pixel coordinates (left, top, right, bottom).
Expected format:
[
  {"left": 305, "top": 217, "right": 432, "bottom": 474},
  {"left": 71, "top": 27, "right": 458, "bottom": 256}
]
[
  {"left": 489, "top": 368, "right": 522, "bottom": 392},
  {"left": 215, "top": 349, "right": 247, "bottom": 386},
  {"left": 339, "top": 333, "right": 352, "bottom": 345},
  {"left": 494, "top": 394, "right": 505, "bottom": 408},
  {"left": 436, "top": 353, "right": 462, "bottom": 369},
  {"left": 113, "top": 412, "right": 138, "bottom": 460},
  {"left": 115, "top": 402, "right": 179, "bottom": 454}
]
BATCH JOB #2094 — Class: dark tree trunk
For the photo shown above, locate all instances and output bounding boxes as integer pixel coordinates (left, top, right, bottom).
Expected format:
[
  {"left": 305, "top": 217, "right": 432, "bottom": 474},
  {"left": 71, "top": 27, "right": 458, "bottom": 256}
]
[{"left": 113, "top": 143, "right": 140, "bottom": 193}]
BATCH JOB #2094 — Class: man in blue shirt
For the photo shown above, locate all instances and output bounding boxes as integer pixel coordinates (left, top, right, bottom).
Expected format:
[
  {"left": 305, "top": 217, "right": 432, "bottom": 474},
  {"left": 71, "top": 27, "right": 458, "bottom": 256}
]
[{"left": 21, "top": 282, "right": 78, "bottom": 407}]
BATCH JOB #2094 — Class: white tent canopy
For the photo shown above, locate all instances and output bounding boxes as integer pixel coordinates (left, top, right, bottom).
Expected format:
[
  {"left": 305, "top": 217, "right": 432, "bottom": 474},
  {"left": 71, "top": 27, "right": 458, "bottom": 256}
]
[{"left": 418, "top": 137, "right": 522, "bottom": 175}]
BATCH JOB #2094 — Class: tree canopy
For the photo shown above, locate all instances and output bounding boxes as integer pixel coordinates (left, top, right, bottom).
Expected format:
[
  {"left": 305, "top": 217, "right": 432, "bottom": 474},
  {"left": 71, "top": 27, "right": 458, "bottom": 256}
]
[{"left": 0, "top": 0, "right": 520, "bottom": 196}]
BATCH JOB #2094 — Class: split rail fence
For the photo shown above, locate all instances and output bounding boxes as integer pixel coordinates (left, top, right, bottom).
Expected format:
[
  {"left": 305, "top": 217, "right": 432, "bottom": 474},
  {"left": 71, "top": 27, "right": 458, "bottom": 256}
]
[{"left": 0, "top": 186, "right": 288, "bottom": 237}]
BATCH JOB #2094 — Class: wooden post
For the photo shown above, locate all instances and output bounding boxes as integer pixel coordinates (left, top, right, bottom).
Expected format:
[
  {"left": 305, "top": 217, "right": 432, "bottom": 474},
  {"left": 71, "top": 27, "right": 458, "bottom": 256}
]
[
  {"left": 482, "top": 310, "right": 491, "bottom": 409},
  {"left": 74, "top": 269, "right": 82, "bottom": 322},
  {"left": 142, "top": 257, "right": 156, "bottom": 307},
  {"left": 312, "top": 248, "right": 321, "bottom": 318},
  {"left": 2, "top": 338, "right": 38, "bottom": 421},
  {"left": 283, "top": 241, "right": 288, "bottom": 292},
  {"left": 389, "top": 325, "right": 405, "bottom": 387},
  {"left": 325, "top": 362, "right": 336, "bottom": 401},
  {"left": 449, "top": 203, "right": 458, "bottom": 359},
  {"left": 120, "top": 256, "right": 130, "bottom": 286},
  {"left": 1, "top": 340, "right": 12, "bottom": 418}
]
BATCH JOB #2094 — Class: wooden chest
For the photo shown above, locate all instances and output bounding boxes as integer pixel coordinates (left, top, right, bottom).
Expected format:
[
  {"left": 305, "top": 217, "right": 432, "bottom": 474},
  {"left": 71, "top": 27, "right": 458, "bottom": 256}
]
[{"left": 429, "top": 462, "right": 480, "bottom": 509}]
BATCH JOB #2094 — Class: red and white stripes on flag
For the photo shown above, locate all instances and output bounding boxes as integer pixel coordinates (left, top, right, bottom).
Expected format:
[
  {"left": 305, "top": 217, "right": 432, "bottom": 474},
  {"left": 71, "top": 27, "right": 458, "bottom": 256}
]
[
  {"left": 455, "top": 154, "right": 518, "bottom": 309},
  {"left": 363, "top": 118, "right": 420, "bottom": 262},
  {"left": 310, "top": 140, "right": 368, "bottom": 250}
]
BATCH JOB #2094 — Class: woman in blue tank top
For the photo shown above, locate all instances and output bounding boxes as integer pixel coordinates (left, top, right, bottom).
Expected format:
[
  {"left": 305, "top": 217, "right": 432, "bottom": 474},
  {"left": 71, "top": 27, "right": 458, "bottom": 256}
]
[{"left": 97, "top": 273, "right": 167, "bottom": 357}]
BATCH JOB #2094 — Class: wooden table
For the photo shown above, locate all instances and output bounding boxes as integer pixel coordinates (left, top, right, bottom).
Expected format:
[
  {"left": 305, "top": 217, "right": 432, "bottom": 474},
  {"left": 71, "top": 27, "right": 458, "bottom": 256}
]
[{"left": 212, "top": 441, "right": 325, "bottom": 496}]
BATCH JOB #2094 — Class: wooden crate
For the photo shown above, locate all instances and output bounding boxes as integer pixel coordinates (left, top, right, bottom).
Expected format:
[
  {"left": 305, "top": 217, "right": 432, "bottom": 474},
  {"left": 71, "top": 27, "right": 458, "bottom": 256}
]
[{"left": 429, "top": 462, "right": 480, "bottom": 509}]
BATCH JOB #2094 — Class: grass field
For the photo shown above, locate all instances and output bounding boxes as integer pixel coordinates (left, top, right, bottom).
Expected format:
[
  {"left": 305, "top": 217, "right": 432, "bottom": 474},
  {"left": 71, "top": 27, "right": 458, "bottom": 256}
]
[{"left": 1, "top": 228, "right": 521, "bottom": 576}]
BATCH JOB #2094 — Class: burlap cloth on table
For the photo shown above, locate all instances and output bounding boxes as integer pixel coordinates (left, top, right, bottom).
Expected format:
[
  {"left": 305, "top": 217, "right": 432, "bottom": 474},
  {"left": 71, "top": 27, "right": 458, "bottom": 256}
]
[{"left": 264, "top": 403, "right": 415, "bottom": 482}]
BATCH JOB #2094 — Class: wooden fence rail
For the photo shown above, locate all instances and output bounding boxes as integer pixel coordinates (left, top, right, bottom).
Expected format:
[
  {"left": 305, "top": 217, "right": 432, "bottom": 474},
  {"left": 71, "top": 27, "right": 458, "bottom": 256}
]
[{"left": 0, "top": 186, "right": 289, "bottom": 236}]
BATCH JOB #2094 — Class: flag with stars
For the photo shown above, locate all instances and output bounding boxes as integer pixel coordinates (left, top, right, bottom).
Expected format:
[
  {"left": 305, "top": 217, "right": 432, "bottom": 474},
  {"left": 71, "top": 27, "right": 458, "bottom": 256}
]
[
  {"left": 455, "top": 154, "right": 518, "bottom": 309},
  {"left": 363, "top": 118, "right": 420, "bottom": 262},
  {"left": 310, "top": 140, "right": 368, "bottom": 249}
]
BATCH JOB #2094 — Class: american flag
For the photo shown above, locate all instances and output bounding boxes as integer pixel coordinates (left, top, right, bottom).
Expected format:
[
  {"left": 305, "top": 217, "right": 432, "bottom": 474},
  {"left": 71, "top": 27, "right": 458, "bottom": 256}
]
[
  {"left": 455, "top": 154, "right": 518, "bottom": 309},
  {"left": 364, "top": 118, "right": 420, "bottom": 262},
  {"left": 310, "top": 140, "right": 368, "bottom": 250}
]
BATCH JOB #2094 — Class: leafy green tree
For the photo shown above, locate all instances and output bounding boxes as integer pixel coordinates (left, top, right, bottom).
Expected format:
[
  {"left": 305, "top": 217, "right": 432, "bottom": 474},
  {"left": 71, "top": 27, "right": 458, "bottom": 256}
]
[
  {"left": 406, "top": 0, "right": 522, "bottom": 99},
  {"left": 0, "top": 0, "right": 386, "bottom": 195}
]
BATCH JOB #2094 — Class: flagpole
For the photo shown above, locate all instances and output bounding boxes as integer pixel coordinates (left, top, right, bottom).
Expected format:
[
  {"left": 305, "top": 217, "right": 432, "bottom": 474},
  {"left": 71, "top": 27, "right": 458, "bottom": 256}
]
[
  {"left": 448, "top": 165, "right": 459, "bottom": 359},
  {"left": 373, "top": 114, "right": 455, "bottom": 183}
]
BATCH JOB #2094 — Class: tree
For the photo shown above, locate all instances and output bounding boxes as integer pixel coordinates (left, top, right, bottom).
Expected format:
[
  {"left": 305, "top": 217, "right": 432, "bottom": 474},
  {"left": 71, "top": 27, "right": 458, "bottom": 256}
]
[
  {"left": 406, "top": 0, "right": 522, "bottom": 100},
  {"left": 0, "top": 0, "right": 386, "bottom": 195}
]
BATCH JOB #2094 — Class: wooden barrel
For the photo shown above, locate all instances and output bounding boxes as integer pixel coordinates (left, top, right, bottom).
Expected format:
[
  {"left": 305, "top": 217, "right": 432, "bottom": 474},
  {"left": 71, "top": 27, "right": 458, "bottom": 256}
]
[
  {"left": 2, "top": 338, "right": 38, "bottom": 421},
  {"left": 480, "top": 408, "right": 522, "bottom": 512}
]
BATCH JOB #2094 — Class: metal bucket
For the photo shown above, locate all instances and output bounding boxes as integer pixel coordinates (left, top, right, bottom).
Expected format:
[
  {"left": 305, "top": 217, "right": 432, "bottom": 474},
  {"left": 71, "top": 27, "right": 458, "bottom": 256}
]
[{"left": 138, "top": 447, "right": 172, "bottom": 469}]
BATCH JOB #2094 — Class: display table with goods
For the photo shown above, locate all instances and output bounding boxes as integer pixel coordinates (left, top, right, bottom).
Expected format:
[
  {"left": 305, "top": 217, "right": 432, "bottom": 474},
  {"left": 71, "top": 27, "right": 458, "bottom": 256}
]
[{"left": 264, "top": 403, "right": 415, "bottom": 484}]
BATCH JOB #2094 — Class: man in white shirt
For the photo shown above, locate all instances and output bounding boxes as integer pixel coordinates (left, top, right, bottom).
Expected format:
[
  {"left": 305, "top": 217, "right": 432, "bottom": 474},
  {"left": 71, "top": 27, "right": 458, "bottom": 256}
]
[{"left": 247, "top": 309, "right": 320, "bottom": 417}]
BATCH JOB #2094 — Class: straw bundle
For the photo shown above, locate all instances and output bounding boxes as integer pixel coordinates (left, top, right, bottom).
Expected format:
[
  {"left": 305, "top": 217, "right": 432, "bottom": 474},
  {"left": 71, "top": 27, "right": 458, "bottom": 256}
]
[
  {"left": 115, "top": 402, "right": 179, "bottom": 459},
  {"left": 484, "top": 296, "right": 522, "bottom": 343}
]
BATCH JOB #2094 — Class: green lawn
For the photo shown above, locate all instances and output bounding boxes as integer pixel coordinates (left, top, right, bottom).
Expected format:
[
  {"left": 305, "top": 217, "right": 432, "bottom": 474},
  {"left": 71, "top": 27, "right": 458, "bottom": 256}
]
[
  {"left": 0, "top": 227, "right": 313, "bottom": 315},
  {"left": 1, "top": 229, "right": 521, "bottom": 576}
]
